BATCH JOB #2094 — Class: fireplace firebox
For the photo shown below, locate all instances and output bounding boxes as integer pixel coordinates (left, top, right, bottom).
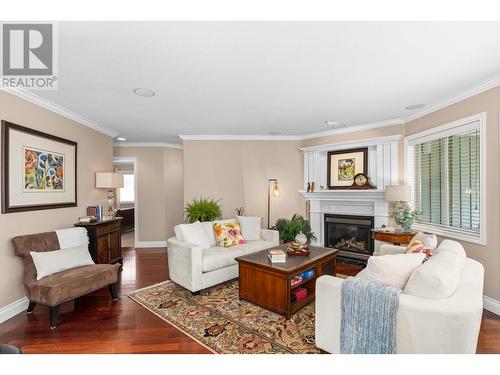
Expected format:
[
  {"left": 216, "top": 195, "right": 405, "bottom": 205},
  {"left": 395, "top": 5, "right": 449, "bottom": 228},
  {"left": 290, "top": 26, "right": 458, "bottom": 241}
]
[{"left": 324, "top": 214, "right": 374, "bottom": 262}]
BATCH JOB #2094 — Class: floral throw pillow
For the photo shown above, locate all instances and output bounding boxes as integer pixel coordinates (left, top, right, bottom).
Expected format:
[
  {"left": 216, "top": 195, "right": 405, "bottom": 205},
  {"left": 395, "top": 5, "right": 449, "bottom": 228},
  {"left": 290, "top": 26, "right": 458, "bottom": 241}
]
[
  {"left": 405, "top": 240, "right": 432, "bottom": 260},
  {"left": 213, "top": 222, "right": 246, "bottom": 247}
]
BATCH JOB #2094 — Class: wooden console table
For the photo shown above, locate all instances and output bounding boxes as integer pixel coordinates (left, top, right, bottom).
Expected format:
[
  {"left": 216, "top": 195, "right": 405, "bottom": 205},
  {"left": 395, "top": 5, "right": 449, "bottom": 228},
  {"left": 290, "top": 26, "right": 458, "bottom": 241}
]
[
  {"left": 371, "top": 229, "right": 416, "bottom": 245},
  {"left": 75, "top": 218, "right": 123, "bottom": 264}
]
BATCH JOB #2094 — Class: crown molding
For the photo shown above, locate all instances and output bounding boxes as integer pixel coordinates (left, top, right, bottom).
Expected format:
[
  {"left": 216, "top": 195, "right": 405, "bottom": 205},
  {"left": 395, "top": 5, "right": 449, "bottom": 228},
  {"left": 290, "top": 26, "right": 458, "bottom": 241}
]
[
  {"left": 299, "top": 118, "right": 405, "bottom": 140},
  {"left": 113, "top": 142, "right": 183, "bottom": 149},
  {"left": 1, "top": 88, "right": 118, "bottom": 137},
  {"left": 300, "top": 134, "right": 402, "bottom": 152},
  {"left": 179, "top": 134, "right": 301, "bottom": 141},
  {"left": 405, "top": 73, "right": 500, "bottom": 123}
]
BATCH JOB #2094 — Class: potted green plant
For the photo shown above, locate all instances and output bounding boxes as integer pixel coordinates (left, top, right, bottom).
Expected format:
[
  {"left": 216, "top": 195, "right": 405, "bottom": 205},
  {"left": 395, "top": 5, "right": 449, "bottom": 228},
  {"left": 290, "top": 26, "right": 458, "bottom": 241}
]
[
  {"left": 273, "top": 213, "right": 317, "bottom": 244},
  {"left": 185, "top": 197, "right": 222, "bottom": 223},
  {"left": 393, "top": 202, "right": 421, "bottom": 232}
]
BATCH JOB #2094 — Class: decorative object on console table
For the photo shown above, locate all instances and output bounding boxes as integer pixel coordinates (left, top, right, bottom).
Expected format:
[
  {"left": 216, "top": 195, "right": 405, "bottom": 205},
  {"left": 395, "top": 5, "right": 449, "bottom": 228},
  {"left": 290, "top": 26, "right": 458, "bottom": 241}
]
[
  {"left": 267, "top": 178, "right": 280, "bottom": 228},
  {"left": 349, "top": 173, "right": 377, "bottom": 189},
  {"left": 327, "top": 147, "right": 368, "bottom": 189},
  {"left": 87, "top": 205, "right": 103, "bottom": 221},
  {"left": 371, "top": 228, "right": 417, "bottom": 245},
  {"left": 1, "top": 120, "right": 77, "bottom": 213},
  {"left": 384, "top": 185, "right": 420, "bottom": 232},
  {"left": 74, "top": 217, "right": 123, "bottom": 264},
  {"left": 95, "top": 172, "right": 124, "bottom": 219}
]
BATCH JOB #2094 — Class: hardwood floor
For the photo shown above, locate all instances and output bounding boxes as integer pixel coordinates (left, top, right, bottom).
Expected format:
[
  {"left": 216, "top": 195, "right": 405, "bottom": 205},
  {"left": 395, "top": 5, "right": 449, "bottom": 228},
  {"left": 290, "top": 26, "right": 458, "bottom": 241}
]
[
  {"left": 0, "top": 248, "right": 210, "bottom": 354},
  {"left": 0, "top": 248, "right": 499, "bottom": 354}
]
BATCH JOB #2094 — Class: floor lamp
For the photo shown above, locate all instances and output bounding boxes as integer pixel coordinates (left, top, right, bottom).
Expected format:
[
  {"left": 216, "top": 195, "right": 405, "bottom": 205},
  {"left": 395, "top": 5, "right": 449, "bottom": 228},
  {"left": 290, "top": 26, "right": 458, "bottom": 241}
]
[{"left": 267, "top": 179, "right": 280, "bottom": 228}]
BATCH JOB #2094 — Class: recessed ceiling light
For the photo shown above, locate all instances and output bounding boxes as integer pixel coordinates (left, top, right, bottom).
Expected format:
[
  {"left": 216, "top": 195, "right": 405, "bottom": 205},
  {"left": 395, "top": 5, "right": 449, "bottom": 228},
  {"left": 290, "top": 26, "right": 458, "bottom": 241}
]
[
  {"left": 269, "top": 131, "right": 282, "bottom": 135},
  {"left": 133, "top": 88, "right": 156, "bottom": 97},
  {"left": 324, "top": 120, "right": 345, "bottom": 128},
  {"left": 405, "top": 104, "right": 425, "bottom": 110},
  {"left": 116, "top": 137, "right": 127, "bottom": 141}
]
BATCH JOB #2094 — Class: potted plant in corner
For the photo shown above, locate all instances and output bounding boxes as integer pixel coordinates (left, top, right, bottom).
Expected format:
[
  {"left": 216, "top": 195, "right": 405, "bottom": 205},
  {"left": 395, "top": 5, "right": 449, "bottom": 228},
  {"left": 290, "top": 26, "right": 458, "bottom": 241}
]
[
  {"left": 185, "top": 197, "right": 222, "bottom": 223},
  {"left": 273, "top": 213, "right": 317, "bottom": 244}
]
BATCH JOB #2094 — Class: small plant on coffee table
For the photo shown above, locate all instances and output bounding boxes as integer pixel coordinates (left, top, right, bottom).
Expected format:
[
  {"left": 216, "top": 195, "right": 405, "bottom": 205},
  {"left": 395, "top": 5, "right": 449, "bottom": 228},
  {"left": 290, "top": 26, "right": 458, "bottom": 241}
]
[{"left": 273, "top": 213, "right": 317, "bottom": 243}]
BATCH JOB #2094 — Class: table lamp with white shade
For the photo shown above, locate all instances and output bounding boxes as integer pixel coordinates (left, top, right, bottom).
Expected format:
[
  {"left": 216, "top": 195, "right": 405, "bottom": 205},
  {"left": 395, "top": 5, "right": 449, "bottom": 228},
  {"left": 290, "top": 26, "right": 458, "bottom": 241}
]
[
  {"left": 96, "top": 172, "right": 124, "bottom": 218},
  {"left": 384, "top": 185, "right": 412, "bottom": 203}
]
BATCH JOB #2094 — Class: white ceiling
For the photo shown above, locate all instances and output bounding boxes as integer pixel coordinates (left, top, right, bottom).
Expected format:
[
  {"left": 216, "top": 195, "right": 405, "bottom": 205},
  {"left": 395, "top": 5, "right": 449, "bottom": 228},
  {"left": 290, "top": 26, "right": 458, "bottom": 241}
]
[{"left": 32, "top": 21, "right": 500, "bottom": 144}]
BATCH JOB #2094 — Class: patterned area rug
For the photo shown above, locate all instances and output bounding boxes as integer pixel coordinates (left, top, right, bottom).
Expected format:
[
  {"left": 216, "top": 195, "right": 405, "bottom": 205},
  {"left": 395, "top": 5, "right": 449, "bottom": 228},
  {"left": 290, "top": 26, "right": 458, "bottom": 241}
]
[{"left": 128, "top": 280, "right": 320, "bottom": 354}]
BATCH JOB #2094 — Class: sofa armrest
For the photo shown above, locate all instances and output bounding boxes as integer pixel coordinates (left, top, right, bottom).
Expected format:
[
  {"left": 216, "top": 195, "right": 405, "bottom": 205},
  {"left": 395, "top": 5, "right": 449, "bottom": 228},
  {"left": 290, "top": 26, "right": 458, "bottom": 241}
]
[
  {"left": 315, "top": 275, "right": 344, "bottom": 353},
  {"left": 166, "top": 237, "right": 204, "bottom": 292},
  {"left": 261, "top": 229, "right": 280, "bottom": 245},
  {"left": 374, "top": 244, "right": 406, "bottom": 256}
]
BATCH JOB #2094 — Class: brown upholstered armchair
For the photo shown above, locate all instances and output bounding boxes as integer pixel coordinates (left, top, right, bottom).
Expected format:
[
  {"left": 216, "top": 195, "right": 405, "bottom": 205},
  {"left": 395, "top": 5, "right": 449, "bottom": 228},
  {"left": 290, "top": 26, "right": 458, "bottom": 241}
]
[{"left": 12, "top": 228, "right": 121, "bottom": 329}]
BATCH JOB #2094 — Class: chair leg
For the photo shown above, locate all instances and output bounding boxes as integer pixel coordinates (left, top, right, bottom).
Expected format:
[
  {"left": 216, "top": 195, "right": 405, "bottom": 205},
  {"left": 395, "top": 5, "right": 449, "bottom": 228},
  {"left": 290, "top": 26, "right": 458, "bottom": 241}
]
[
  {"left": 49, "top": 306, "right": 59, "bottom": 329},
  {"left": 108, "top": 283, "right": 118, "bottom": 301},
  {"left": 27, "top": 301, "right": 37, "bottom": 314}
]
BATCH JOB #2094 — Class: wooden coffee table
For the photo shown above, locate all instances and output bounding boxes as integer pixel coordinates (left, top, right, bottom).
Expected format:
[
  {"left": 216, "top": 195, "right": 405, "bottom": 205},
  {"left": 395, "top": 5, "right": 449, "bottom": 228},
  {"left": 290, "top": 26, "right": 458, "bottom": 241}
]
[{"left": 235, "top": 244, "right": 338, "bottom": 319}]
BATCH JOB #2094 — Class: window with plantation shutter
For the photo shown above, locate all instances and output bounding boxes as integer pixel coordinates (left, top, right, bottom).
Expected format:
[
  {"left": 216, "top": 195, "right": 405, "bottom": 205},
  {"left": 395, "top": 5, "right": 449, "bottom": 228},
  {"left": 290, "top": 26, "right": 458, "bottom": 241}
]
[{"left": 405, "top": 113, "right": 485, "bottom": 244}]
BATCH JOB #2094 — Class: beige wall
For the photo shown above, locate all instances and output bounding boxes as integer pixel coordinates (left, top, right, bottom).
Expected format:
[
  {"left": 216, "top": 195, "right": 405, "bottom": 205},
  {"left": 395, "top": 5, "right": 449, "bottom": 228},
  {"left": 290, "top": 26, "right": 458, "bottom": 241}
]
[
  {"left": 405, "top": 86, "right": 500, "bottom": 301},
  {"left": 183, "top": 140, "right": 305, "bottom": 226},
  {"left": 0, "top": 91, "right": 112, "bottom": 310},
  {"left": 113, "top": 146, "right": 183, "bottom": 241},
  {"left": 163, "top": 147, "right": 184, "bottom": 238}
]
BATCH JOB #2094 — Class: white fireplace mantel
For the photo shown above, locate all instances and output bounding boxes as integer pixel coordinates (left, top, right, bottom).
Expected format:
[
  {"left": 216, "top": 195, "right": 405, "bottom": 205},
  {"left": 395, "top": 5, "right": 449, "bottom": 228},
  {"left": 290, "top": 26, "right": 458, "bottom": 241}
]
[{"left": 300, "top": 189, "right": 390, "bottom": 248}]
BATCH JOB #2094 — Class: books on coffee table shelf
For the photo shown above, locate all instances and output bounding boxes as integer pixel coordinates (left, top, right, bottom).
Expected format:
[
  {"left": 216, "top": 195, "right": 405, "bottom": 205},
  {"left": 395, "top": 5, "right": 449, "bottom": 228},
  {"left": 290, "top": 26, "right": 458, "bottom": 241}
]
[
  {"left": 291, "top": 287, "right": 308, "bottom": 304},
  {"left": 268, "top": 249, "right": 287, "bottom": 263},
  {"left": 290, "top": 268, "right": 316, "bottom": 287}
]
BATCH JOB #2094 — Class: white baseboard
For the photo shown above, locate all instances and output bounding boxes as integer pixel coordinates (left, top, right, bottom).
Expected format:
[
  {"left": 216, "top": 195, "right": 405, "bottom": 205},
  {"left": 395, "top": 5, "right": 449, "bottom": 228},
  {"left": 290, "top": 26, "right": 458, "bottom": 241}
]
[
  {"left": 0, "top": 296, "right": 28, "bottom": 324},
  {"left": 134, "top": 240, "right": 167, "bottom": 248},
  {"left": 483, "top": 295, "right": 500, "bottom": 316}
]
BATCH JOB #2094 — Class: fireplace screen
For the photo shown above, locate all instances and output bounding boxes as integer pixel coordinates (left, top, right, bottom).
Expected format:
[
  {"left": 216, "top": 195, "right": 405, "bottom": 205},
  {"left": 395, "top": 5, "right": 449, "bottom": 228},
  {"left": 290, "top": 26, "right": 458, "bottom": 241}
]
[{"left": 324, "top": 214, "right": 374, "bottom": 260}]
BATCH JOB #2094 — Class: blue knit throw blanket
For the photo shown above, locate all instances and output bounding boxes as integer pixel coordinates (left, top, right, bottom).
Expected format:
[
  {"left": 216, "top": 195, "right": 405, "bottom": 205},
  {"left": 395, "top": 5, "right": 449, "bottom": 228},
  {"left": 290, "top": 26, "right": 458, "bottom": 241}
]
[{"left": 340, "top": 277, "right": 401, "bottom": 354}]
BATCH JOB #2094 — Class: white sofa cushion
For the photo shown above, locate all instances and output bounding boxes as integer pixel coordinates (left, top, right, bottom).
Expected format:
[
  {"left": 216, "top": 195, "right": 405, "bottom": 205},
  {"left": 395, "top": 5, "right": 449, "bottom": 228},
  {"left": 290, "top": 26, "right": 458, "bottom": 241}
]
[
  {"left": 174, "top": 225, "right": 184, "bottom": 241},
  {"left": 357, "top": 253, "right": 426, "bottom": 289},
  {"left": 202, "top": 240, "right": 275, "bottom": 272},
  {"left": 404, "top": 239, "right": 466, "bottom": 299},
  {"left": 31, "top": 245, "right": 95, "bottom": 280},
  {"left": 202, "top": 221, "right": 217, "bottom": 247},
  {"left": 177, "top": 221, "right": 211, "bottom": 249},
  {"left": 236, "top": 216, "right": 262, "bottom": 241}
]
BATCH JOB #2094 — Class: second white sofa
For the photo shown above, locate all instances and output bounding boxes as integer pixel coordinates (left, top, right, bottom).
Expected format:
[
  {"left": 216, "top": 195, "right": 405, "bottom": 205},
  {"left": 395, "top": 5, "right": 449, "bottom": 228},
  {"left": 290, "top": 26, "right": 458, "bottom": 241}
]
[
  {"left": 167, "top": 219, "right": 279, "bottom": 293},
  {"left": 315, "top": 239, "right": 484, "bottom": 353}
]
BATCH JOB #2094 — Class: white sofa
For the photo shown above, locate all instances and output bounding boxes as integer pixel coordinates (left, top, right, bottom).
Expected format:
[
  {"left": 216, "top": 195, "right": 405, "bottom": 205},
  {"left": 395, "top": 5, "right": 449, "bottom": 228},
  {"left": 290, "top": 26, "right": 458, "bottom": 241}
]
[
  {"left": 315, "top": 239, "right": 484, "bottom": 354},
  {"left": 167, "top": 220, "right": 279, "bottom": 293}
]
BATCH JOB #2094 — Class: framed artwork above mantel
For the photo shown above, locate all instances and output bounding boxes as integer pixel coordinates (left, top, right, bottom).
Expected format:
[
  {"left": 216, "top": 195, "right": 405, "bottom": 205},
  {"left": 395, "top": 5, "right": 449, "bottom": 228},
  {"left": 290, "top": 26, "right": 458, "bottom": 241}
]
[
  {"left": 1, "top": 120, "right": 78, "bottom": 213},
  {"left": 327, "top": 147, "right": 368, "bottom": 189}
]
